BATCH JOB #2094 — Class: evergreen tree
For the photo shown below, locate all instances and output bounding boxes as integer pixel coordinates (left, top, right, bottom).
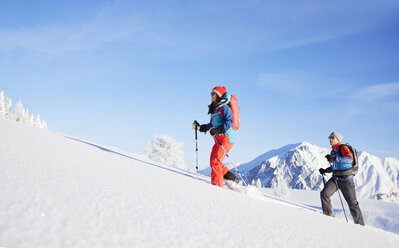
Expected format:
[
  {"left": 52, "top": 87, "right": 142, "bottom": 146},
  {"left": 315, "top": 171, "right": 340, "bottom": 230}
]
[
  {"left": 273, "top": 173, "right": 290, "bottom": 199},
  {"left": 256, "top": 178, "right": 262, "bottom": 188},
  {"left": 5, "top": 97, "right": 12, "bottom": 119},
  {"left": 35, "top": 115, "right": 42, "bottom": 128},
  {"left": 22, "top": 108, "right": 30, "bottom": 124},
  {"left": 0, "top": 91, "right": 5, "bottom": 118},
  {"left": 41, "top": 120, "right": 48, "bottom": 129},
  {"left": 14, "top": 101, "right": 25, "bottom": 122},
  {"left": 1, "top": 90, "right": 47, "bottom": 129},
  {"left": 29, "top": 113, "right": 35, "bottom": 126}
]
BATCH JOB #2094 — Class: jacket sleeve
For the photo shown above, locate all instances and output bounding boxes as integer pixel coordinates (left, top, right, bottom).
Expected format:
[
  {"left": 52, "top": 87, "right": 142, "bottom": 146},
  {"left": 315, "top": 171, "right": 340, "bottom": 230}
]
[
  {"left": 205, "top": 122, "right": 212, "bottom": 131},
  {"left": 220, "top": 105, "right": 233, "bottom": 131},
  {"left": 335, "top": 145, "right": 353, "bottom": 164}
]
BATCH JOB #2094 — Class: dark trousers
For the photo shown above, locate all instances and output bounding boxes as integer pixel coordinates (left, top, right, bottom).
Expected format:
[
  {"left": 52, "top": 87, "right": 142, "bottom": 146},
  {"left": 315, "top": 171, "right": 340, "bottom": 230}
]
[{"left": 320, "top": 177, "right": 365, "bottom": 226}]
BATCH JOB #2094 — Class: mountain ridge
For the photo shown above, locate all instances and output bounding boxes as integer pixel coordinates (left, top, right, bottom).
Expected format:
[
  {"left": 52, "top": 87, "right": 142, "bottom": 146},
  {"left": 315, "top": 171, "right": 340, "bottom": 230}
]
[{"left": 232, "top": 141, "right": 399, "bottom": 201}]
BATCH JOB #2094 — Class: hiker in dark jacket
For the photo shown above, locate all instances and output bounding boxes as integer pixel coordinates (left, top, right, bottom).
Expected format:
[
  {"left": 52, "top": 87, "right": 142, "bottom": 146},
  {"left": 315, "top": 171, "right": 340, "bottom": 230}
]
[{"left": 319, "top": 131, "right": 365, "bottom": 225}]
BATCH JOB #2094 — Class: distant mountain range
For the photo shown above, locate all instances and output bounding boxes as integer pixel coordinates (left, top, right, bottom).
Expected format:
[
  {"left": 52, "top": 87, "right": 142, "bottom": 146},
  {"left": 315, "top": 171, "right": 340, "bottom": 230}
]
[{"left": 201, "top": 142, "right": 399, "bottom": 201}]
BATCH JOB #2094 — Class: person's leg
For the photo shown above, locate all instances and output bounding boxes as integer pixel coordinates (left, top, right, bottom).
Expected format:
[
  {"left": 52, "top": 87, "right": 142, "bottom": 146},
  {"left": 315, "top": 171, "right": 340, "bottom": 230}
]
[
  {"left": 210, "top": 143, "right": 231, "bottom": 187},
  {"left": 320, "top": 178, "right": 338, "bottom": 216},
  {"left": 338, "top": 179, "right": 365, "bottom": 225},
  {"left": 218, "top": 143, "right": 238, "bottom": 182}
]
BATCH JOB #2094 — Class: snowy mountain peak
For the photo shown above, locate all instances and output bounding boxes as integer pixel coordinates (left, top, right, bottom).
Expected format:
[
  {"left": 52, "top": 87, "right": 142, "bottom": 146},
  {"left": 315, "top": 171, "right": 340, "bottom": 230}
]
[{"left": 237, "top": 142, "right": 399, "bottom": 201}]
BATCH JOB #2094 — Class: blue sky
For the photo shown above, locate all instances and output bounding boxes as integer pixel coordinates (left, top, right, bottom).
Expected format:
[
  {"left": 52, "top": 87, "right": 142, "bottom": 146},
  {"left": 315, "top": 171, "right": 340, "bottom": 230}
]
[{"left": 1, "top": 0, "right": 399, "bottom": 170}]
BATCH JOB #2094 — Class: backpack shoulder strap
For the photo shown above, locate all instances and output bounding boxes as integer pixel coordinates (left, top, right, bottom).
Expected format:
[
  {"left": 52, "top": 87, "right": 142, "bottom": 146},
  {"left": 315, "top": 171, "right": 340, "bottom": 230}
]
[
  {"left": 339, "top": 143, "right": 357, "bottom": 165},
  {"left": 338, "top": 144, "right": 344, "bottom": 156}
]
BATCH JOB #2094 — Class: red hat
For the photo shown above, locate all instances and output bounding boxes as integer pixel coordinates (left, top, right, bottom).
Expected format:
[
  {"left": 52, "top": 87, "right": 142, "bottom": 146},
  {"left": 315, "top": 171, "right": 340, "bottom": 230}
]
[{"left": 212, "top": 86, "right": 226, "bottom": 97}]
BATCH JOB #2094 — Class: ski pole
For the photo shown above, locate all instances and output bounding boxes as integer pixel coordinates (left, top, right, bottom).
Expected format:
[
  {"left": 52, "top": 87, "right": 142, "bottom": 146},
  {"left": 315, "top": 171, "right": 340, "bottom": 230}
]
[
  {"left": 214, "top": 135, "right": 247, "bottom": 186},
  {"left": 322, "top": 174, "right": 326, "bottom": 186},
  {"left": 195, "top": 128, "right": 199, "bottom": 177},
  {"left": 334, "top": 176, "right": 349, "bottom": 223}
]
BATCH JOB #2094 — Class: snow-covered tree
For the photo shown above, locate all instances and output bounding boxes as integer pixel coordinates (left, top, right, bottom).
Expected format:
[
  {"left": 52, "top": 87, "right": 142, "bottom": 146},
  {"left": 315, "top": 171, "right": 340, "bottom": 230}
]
[
  {"left": 35, "top": 114, "right": 41, "bottom": 128},
  {"left": 35, "top": 115, "right": 48, "bottom": 129},
  {"left": 0, "top": 91, "right": 13, "bottom": 120},
  {"left": 14, "top": 101, "right": 27, "bottom": 123},
  {"left": 24, "top": 109, "right": 31, "bottom": 125},
  {"left": 41, "top": 120, "right": 48, "bottom": 130},
  {"left": 251, "top": 178, "right": 262, "bottom": 188},
  {"left": 256, "top": 178, "right": 262, "bottom": 188},
  {"left": 5, "top": 97, "right": 12, "bottom": 119},
  {"left": 29, "top": 113, "right": 35, "bottom": 126},
  {"left": 146, "top": 135, "right": 186, "bottom": 169},
  {"left": 0, "top": 91, "right": 5, "bottom": 118},
  {"left": 1, "top": 90, "right": 47, "bottom": 129},
  {"left": 272, "top": 173, "right": 290, "bottom": 199}
]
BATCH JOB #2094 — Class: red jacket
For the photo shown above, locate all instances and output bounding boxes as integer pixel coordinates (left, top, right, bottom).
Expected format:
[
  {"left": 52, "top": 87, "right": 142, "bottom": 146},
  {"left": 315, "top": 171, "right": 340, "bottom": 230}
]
[{"left": 332, "top": 143, "right": 353, "bottom": 160}]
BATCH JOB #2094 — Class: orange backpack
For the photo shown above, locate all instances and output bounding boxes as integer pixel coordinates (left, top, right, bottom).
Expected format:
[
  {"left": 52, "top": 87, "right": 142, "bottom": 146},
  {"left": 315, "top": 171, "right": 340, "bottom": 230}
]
[{"left": 218, "top": 94, "right": 240, "bottom": 130}]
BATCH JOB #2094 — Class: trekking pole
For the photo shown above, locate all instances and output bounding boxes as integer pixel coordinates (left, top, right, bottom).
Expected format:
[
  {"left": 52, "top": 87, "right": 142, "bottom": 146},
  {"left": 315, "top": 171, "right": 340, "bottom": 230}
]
[
  {"left": 195, "top": 128, "right": 199, "bottom": 177},
  {"left": 214, "top": 135, "right": 247, "bottom": 186},
  {"left": 333, "top": 176, "right": 349, "bottom": 223}
]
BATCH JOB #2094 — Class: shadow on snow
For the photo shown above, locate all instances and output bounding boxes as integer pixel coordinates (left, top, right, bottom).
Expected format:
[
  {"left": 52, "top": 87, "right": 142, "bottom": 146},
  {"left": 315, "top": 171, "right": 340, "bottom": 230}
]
[{"left": 63, "top": 136, "right": 209, "bottom": 183}]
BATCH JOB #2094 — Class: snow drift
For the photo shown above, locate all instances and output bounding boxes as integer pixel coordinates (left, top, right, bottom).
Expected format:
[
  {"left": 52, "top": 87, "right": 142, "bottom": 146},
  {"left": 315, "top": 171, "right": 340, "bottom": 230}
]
[{"left": 1, "top": 119, "right": 399, "bottom": 247}]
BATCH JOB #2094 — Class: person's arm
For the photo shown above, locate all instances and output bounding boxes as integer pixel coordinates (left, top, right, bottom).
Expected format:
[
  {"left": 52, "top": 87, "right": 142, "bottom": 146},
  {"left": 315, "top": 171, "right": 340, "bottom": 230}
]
[
  {"left": 220, "top": 105, "right": 233, "bottom": 132},
  {"left": 203, "top": 122, "right": 212, "bottom": 132}
]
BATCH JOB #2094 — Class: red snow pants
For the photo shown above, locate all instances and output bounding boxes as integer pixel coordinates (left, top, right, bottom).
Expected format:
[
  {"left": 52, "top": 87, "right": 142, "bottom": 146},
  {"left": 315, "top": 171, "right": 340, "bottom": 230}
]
[{"left": 210, "top": 136, "right": 234, "bottom": 187}]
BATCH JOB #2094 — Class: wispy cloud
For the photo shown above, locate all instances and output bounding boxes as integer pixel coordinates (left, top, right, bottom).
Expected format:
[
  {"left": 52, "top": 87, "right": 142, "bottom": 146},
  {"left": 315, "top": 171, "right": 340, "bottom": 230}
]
[
  {"left": 344, "top": 82, "right": 399, "bottom": 115},
  {"left": 0, "top": 3, "right": 155, "bottom": 55},
  {"left": 273, "top": 29, "right": 364, "bottom": 51},
  {"left": 262, "top": 0, "right": 399, "bottom": 51},
  {"left": 353, "top": 82, "right": 399, "bottom": 102},
  {"left": 221, "top": 0, "right": 399, "bottom": 51},
  {"left": 1, "top": 0, "right": 399, "bottom": 55}
]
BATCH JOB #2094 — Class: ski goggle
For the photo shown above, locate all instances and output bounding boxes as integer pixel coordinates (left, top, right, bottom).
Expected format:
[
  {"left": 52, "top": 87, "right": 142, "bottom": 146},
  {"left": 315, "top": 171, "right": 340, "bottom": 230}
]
[{"left": 328, "top": 136, "right": 335, "bottom": 140}]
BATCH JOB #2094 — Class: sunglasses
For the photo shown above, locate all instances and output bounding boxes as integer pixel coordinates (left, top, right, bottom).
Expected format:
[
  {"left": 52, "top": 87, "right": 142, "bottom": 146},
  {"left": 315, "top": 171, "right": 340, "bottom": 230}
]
[
  {"left": 211, "top": 92, "right": 217, "bottom": 96},
  {"left": 328, "top": 136, "right": 335, "bottom": 140}
]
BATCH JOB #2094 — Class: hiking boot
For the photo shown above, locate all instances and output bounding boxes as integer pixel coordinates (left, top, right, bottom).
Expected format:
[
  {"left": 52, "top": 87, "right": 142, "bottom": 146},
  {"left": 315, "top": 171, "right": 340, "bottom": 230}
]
[{"left": 224, "top": 171, "right": 239, "bottom": 184}]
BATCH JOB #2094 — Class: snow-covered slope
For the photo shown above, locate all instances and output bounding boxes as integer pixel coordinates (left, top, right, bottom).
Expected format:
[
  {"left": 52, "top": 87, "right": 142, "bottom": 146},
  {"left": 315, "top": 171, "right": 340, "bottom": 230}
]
[
  {"left": 236, "top": 142, "right": 399, "bottom": 201},
  {"left": 1, "top": 119, "right": 399, "bottom": 247}
]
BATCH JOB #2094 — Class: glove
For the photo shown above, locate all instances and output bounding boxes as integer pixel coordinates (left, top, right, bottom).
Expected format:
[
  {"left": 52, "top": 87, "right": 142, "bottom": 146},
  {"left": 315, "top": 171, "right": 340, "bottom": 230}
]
[
  {"left": 193, "top": 121, "right": 208, "bottom": 133},
  {"left": 209, "top": 128, "right": 219, "bottom": 136},
  {"left": 319, "top": 168, "right": 326, "bottom": 175},
  {"left": 192, "top": 120, "right": 200, "bottom": 130},
  {"left": 199, "top": 125, "right": 207, "bottom": 133},
  {"left": 209, "top": 125, "right": 226, "bottom": 136},
  {"left": 325, "top": 154, "right": 334, "bottom": 163}
]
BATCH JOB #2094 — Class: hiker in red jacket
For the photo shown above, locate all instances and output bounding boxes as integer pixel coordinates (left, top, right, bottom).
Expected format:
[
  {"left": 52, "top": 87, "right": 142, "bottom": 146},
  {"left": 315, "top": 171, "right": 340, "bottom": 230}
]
[{"left": 192, "top": 86, "right": 239, "bottom": 187}]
